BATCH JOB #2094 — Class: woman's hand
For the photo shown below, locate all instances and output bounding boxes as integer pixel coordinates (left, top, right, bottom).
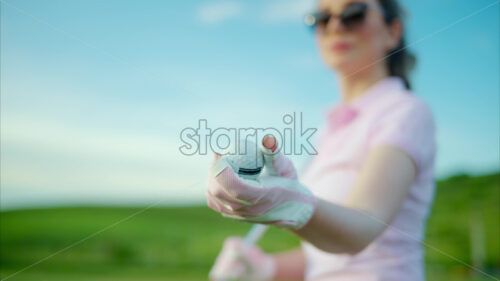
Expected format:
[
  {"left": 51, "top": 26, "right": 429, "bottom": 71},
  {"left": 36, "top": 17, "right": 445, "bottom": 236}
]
[
  {"left": 206, "top": 136, "right": 317, "bottom": 229},
  {"left": 209, "top": 236, "right": 275, "bottom": 281}
]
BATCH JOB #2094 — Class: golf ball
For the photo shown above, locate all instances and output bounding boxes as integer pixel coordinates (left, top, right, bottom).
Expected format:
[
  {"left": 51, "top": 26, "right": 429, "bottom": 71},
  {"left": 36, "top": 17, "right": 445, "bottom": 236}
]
[{"left": 221, "top": 139, "right": 264, "bottom": 180}]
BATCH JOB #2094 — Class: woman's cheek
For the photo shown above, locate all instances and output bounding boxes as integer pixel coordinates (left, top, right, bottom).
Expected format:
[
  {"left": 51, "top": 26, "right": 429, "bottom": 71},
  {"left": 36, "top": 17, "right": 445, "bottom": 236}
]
[
  {"left": 318, "top": 40, "right": 338, "bottom": 67},
  {"left": 360, "top": 20, "right": 388, "bottom": 61},
  {"left": 353, "top": 33, "right": 381, "bottom": 66}
]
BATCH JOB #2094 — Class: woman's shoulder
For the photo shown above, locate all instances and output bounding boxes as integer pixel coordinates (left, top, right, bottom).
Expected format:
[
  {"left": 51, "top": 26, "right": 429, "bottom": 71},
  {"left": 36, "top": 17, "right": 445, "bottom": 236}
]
[
  {"left": 366, "top": 89, "right": 437, "bottom": 171},
  {"left": 374, "top": 88, "right": 435, "bottom": 126}
]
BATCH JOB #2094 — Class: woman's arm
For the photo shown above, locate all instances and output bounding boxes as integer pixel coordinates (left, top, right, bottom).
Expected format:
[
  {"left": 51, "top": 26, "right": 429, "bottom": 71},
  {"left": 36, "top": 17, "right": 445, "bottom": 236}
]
[
  {"left": 271, "top": 247, "right": 306, "bottom": 281},
  {"left": 291, "top": 145, "right": 417, "bottom": 254}
]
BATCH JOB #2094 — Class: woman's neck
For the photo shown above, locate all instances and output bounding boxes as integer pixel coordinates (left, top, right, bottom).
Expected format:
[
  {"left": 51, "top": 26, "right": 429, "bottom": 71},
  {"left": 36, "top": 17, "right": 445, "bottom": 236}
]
[{"left": 337, "top": 65, "right": 389, "bottom": 104}]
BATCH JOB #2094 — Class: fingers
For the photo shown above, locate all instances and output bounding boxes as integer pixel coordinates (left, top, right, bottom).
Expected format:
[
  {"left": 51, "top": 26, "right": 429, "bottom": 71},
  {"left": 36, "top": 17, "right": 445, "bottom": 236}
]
[
  {"left": 272, "top": 153, "right": 298, "bottom": 179},
  {"left": 207, "top": 165, "right": 268, "bottom": 217},
  {"left": 261, "top": 135, "right": 279, "bottom": 158},
  {"left": 261, "top": 135, "right": 280, "bottom": 177},
  {"left": 262, "top": 134, "right": 277, "bottom": 152},
  {"left": 209, "top": 237, "right": 246, "bottom": 281},
  {"left": 211, "top": 151, "right": 222, "bottom": 162},
  {"left": 210, "top": 236, "right": 274, "bottom": 281},
  {"left": 206, "top": 187, "right": 248, "bottom": 214},
  {"left": 260, "top": 135, "right": 298, "bottom": 179},
  {"left": 214, "top": 167, "right": 263, "bottom": 203}
]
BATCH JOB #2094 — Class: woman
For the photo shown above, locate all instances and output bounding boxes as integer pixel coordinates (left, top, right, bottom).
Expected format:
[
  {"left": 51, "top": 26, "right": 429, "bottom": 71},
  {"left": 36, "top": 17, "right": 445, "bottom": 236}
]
[{"left": 206, "top": 0, "right": 436, "bottom": 280}]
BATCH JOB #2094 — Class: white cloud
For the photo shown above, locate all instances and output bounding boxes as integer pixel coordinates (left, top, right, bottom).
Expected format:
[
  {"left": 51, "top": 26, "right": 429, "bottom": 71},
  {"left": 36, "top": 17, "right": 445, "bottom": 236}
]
[
  {"left": 0, "top": 54, "right": 323, "bottom": 209},
  {"left": 261, "top": 0, "right": 317, "bottom": 24},
  {"left": 0, "top": 114, "right": 211, "bottom": 209},
  {"left": 197, "top": 1, "right": 244, "bottom": 24}
]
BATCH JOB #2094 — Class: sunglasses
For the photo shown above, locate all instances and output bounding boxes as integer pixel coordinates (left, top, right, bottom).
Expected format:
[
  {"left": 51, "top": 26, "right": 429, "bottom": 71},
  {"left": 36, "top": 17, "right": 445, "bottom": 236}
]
[{"left": 304, "top": 2, "right": 386, "bottom": 31}]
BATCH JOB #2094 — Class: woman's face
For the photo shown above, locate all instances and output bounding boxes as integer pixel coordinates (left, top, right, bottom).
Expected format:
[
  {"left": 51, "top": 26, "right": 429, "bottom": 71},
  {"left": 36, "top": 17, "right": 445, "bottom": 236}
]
[{"left": 316, "top": 0, "right": 399, "bottom": 74}]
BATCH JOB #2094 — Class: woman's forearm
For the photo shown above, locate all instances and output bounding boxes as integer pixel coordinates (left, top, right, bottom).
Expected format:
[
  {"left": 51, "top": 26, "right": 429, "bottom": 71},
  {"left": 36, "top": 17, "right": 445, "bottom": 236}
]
[
  {"left": 290, "top": 147, "right": 416, "bottom": 255},
  {"left": 271, "top": 247, "right": 306, "bottom": 281},
  {"left": 290, "top": 198, "right": 383, "bottom": 255}
]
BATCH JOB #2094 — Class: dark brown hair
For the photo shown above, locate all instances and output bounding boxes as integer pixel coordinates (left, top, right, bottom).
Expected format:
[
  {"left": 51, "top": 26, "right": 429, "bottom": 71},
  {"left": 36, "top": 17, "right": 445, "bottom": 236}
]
[{"left": 377, "top": 0, "right": 416, "bottom": 90}]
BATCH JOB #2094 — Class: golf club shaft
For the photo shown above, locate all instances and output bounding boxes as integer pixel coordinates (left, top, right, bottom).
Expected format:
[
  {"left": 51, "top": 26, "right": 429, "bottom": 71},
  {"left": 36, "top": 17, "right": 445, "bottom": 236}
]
[{"left": 243, "top": 224, "right": 269, "bottom": 246}]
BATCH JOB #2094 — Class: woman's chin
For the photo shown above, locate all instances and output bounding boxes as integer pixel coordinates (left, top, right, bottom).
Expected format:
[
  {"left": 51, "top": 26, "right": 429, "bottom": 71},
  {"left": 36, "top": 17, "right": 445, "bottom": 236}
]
[{"left": 324, "top": 57, "right": 358, "bottom": 74}]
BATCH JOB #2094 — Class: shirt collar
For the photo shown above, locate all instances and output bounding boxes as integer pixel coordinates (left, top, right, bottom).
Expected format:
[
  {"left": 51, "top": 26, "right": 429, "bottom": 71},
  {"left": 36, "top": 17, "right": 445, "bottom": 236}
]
[{"left": 324, "top": 76, "right": 406, "bottom": 129}]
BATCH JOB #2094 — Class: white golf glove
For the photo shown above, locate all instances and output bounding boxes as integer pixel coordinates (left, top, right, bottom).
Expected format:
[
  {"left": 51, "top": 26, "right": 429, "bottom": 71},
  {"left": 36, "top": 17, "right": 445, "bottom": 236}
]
[{"left": 206, "top": 136, "right": 317, "bottom": 229}]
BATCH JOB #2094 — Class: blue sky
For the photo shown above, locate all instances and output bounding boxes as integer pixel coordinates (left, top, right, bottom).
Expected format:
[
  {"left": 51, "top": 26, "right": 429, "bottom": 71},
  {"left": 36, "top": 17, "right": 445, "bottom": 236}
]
[{"left": 1, "top": 0, "right": 499, "bottom": 209}]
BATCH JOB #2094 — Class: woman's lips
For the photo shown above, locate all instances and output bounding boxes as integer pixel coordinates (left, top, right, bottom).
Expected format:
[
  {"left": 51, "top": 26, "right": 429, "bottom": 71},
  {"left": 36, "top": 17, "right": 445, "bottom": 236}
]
[{"left": 331, "top": 42, "right": 351, "bottom": 51}]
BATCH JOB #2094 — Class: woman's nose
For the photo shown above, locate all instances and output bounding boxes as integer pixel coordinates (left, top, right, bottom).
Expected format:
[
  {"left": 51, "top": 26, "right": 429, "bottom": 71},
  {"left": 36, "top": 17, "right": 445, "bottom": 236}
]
[{"left": 325, "top": 16, "right": 346, "bottom": 34}]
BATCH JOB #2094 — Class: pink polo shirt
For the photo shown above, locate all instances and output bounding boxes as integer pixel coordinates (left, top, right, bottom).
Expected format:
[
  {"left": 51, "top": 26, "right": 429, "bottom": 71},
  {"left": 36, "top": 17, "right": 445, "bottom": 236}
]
[{"left": 299, "top": 76, "right": 437, "bottom": 281}]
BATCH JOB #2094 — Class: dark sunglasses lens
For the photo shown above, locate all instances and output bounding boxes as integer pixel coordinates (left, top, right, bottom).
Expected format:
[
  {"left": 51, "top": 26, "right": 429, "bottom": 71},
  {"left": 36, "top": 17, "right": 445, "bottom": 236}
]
[
  {"left": 314, "top": 11, "right": 331, "bottom": 29},
  {"left": 341, "top": 3, "right": 367, "bottom": 29}
]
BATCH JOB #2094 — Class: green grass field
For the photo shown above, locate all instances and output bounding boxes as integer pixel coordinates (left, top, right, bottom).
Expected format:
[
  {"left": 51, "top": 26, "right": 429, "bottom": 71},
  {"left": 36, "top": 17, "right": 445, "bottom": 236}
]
[{"left": 1, "top": 173, "right": 499, "bottom": 281}]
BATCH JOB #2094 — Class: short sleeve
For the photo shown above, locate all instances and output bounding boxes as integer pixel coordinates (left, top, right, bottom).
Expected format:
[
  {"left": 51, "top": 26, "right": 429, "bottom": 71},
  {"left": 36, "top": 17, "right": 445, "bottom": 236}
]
[{"left": 367, "top": 98, "right": 436, "bottom": 173}]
